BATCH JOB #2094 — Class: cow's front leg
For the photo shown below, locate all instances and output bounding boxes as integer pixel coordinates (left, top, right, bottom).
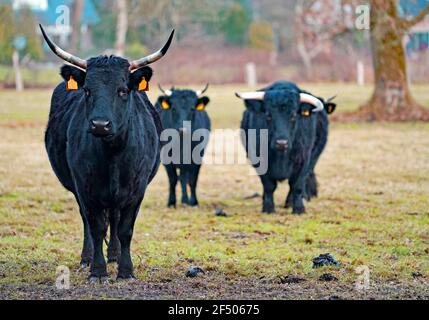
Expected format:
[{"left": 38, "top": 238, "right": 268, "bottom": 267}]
[
  {"left": 117, "top": 202, "right": 140, "bottom": 280},
  {"left": 289, "top": 174, "right": 306, "bottom": 214},
  {"left": 165, "top": 165, "right": 178, "bottom": 208},
  {"left": 261, "top": 175, "right": 277, "bottom": 214},
  {"left": 107, "top": 209, "right": 121, "bottom": 263},
  {"left": 87, "top": 209, "right": 108, "bottom": 282},
  {"left": 188, "top": 166, "right": 201, "bottom": 207},
  {"left": 179, "top": 170, "right": 189, "bottom": 204}
]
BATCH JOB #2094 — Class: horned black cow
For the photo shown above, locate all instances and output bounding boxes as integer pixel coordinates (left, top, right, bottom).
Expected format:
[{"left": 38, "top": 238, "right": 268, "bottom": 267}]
[
  {"left": 236, "top": 81, "right": 336, "bottom": 214},
  {"left": 41, "top": 24, "right": 173, "bottom": 281},
  {"left": 156, "top": 85, "right": 211, "bottom": 207}
]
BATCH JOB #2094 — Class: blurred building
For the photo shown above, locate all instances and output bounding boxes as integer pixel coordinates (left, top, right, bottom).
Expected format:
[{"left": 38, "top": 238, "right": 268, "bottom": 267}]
[
  {"left": 399, "top": 0, "right": 429, "bottom": 53},
  {"left": 12, "top": 0, "right": 99, "bottom": 48}
]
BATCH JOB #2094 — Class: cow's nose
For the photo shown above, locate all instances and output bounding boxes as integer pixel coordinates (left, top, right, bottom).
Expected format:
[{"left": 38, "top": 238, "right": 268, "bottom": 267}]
[
  {"left": 90, "top": 119, "right": 112, "bottom": 137},
  {"left": 275, "top": 139, "right": 288, "bottom": 151}
]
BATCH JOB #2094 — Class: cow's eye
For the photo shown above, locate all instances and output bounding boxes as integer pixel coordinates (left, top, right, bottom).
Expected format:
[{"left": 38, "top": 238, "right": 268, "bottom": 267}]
[{"left": 118, "top": 88, "right": 129, "bottom": 98}]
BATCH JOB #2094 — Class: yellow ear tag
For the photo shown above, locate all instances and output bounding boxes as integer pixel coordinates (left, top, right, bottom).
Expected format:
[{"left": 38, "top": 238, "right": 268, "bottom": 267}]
[
  {"left": 67, "top": 76, "right": 78, "bottom": 91},
  {"left": 138, "top": 77, "right": 149, "bottom": 91},
  {"left": 161, "top": 100, "right": 170, "bottom": 110},
  {"left": 328, "top": 105, "right": 333, "bottom": 114},
  {"left": 302, "top": 110, "right": 311, "bottom": 117},
  {"left": 196, "top": 103, "right": 205, "bottom": 111}
]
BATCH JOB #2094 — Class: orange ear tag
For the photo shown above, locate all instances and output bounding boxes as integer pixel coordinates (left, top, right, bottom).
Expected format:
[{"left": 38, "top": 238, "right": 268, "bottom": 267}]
[
  {"left": 196, "top": 103, "right": 205, "bottom": 111},
  {"left": 67, "top": 76, "right": 78, "bottom": 91},
  {"left": 138, "top": 77, "right": 149, "bottom": 91},
  {"left": 302, "top": 110, "right": 311, "bottom": 117},
  {"left": 161, "top": 100, "right": 170, "bottom": 110}
]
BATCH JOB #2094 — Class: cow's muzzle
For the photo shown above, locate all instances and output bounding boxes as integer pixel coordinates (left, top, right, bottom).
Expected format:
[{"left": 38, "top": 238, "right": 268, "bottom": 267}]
[
  {"left": 89, "top": 119, "right": 113, "bottom": 137},
  {"left": 275, "top": 139, "right": 289, "bottom": 151}
]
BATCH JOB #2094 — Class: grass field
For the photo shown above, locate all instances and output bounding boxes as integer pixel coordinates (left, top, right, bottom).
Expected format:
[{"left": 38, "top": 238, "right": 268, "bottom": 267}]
[{"left": 0, "top": 83, "right": 428, "bottom": 299}]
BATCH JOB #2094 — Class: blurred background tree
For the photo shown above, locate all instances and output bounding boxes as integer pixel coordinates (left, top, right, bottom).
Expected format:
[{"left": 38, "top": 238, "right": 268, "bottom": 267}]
[
  {"left": 15, "top": 6, "right": 43, "bottom": 61},
  {"left": 0, "top": 4, "right": 17, "bottom": 64}
]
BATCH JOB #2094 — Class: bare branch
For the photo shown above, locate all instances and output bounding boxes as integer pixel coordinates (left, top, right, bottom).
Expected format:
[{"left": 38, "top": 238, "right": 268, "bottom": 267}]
[{"left": 398, "top": 5, "right": 429, "bottom": 30}]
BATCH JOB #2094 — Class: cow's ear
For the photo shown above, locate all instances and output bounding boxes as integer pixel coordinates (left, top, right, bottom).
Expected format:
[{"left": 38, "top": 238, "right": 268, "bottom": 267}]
[
  {"left": 129, "top": 66, "right": 153, "bottom": 91},
  {"left": 325, "top": 102, "right": 336, "bottom": 114},
  {"left": 60, "top": 65, "right": 86, "bottom": 90},
  {"left": 299, "top": 104, "right": 313, "bottom": 117},
  {"left": 195, "top": 96, "right": 209, "bottom": 111},
  {"left": 157, "top": 96, "right": 171, "bottom": 110},
  {"left": 244, "top": 100, "right": 264, "bottom": 113}
]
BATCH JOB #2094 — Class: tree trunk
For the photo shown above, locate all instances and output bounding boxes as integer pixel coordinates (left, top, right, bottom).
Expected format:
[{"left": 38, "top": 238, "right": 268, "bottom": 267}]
[
  {"left": 115, "top": 0, "right": 128, "bottom": 56},
  {"left": 357, "top": 0, "right": 429, "bottom": 121},
  {"left": 70, "top": 0, "right": 84, "bottom": 53}
]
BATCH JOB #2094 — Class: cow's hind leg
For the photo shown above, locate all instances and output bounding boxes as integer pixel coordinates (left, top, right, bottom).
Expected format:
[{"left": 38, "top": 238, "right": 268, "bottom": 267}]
[
  {"left": 304, "top": 171, "right": 318, "bottom": 201},
  {"left": 165, "top": 165, "right": 178, "bottom": 208},
  {"left": 288, "top": 172, "right": 306, "bottom": 214},
  {"left": 107, "top": 209, "right": 121, "bottom": 263},
  {"left": 285, "top": 182, "right": 293, "bottom": 209},
  {"left": 189, "top": 165, "right": 201, "bottom": 207},
  {"left": 87, "top": 208, "right": 109, "bottom": 282},
  {"left": 117, "top": 202, "right": 140, "bottom": 280},
  {"left": 75, "top": 196, "right": 93, "bottom": 269}
]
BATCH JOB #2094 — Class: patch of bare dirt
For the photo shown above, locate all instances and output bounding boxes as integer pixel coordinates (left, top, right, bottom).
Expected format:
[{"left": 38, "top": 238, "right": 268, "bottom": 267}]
[{"left": 0, "top": 274, "right": 427, "bottom": 300}]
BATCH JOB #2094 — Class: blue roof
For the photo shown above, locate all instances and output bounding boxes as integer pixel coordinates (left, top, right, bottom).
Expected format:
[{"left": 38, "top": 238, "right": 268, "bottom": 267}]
[
  {"left": 399, "top": 0, "right": 429, "bottom": 17},
  {"left": 35, "top": 0, "right": 99, "bottom": 25}
]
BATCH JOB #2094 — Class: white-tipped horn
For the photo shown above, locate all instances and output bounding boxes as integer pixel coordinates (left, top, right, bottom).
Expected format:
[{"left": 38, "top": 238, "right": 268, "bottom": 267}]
[
  {"left": 235, "top": 91, "right": 265, "bottom": 100},
  {"left": 129, "top": 29, "right": 175, "bottom": 71},
  {"left": 158, "top": 84, "right": 173, "bottom": 96},
  {"left": 300, "top": 93, "right": 324, "bottom": 112},
  {"left": 325, "top": 95, "right": 337, "bottom": 103},
  {"left": 196, "top": 83, "right": 209, "bottom": 96}
]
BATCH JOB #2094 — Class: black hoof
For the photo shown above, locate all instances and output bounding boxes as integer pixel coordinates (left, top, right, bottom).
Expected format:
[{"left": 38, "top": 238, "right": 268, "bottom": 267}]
[
  {"left": 88, "top": 276, "right": 110, "bottom": 285},
  {"left": 107, "top": 257, "right": 119, "bottom": 263},
  {"left": 117, "top": 273, "right": 136, "bottom": 281},
  {"left": 292, "top": 207, "right": 306, "bottom": 215},
  {"left": 262, "top": 207, "right": 275, "bottom": 214}
]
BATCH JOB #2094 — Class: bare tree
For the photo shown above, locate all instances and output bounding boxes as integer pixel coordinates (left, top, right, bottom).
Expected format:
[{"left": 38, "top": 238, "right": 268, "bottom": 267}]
[
  {"left": 115, "top": 0, "right": 128, "bottom": 56},
  {"left": 294, "top": 0, "right": 357, "bottom": 77},
  {"left": 70, "top": 0, "right": 84, "bottom": 53},
  {"left": 357, "top": 0, "right": 429, "bottom": 121}
]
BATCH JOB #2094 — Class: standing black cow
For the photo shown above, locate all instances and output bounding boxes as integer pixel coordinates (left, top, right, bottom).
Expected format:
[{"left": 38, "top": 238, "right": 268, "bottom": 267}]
[
  {"left": 236, "top": 81, "right": 336, "bottom": 214},
  {"left": 41, "top": 24, "right": 173, "bottom": 281},
  {"left": 156, "top": 85, "right": 211, "bottom": 207}
]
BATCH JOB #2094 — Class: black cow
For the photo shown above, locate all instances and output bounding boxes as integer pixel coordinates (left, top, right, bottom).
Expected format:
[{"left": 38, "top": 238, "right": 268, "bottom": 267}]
[
  {"left": 41, "top": 24, "right": 173, "bottom": 281},
  {"left": 156, "top": 85, "right": 211, "bottom": 207},
  {"left": 236, "top": 81, "right": 336, "bottom": 214}
]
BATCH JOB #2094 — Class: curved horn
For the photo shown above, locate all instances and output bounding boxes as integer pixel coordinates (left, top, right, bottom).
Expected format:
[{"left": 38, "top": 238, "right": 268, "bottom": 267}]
[
  {"left": 158, "top": 84, "right": 172, "bottom": 96},
  {"left": 196, "top": 83, "right": 209, "bottom": 96},
  {"left": 129, "top": 30, "right": 175, "bottom": 71},
  {"left": 39, "top": 24, "right": 87, "bottom": 69},
  {"left": 300, "top": 93, "right": 324, "bottom": 112},
  {"left": 235, "top": 91, "right": 265, "bottom": 100},
  {"left": 325, "top": 95, "right": 337, "bottom": 103}
]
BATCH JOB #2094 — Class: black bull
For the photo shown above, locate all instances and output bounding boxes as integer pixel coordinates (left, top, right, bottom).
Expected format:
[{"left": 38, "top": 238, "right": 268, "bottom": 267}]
[
  {"left": 156, "top": 87, "right": 211, "bottom": 207},
  {"left": 238, "top": 81, "right": 336, "bottom": 214},
  {"left": 42, "top": 25, "right": 173, "bottom": 281}
]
